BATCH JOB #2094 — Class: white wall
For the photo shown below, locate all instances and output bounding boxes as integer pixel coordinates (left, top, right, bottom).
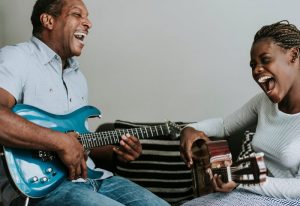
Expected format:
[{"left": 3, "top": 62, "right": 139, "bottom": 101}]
[
  {"left": 0, "top": 0, "right": 4, "bottom": 46},
  {"left": 2, "top": 0, "right": 300, "bottom": 131}
]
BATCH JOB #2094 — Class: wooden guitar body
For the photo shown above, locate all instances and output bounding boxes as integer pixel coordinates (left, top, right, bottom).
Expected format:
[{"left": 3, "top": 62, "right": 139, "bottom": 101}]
[{"left": 191, "top": 139, "right": 267, "bottom": 197}]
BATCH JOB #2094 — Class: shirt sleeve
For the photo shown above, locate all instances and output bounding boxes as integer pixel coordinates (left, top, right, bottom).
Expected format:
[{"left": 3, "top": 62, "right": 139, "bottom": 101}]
[
  {"left": 240, "top": 175, "right": 300, "bottom": 199},
  {"left": 0, "top": 46, "right": 27, "bottom": 102},
  {"left": 186, "top": 93, "right": 262, "bottom": 137}
]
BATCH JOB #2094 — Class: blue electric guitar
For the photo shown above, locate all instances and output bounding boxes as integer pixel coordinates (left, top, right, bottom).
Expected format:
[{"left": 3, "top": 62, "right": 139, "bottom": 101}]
[{"left": 2, "top": 104, "right": 180, "bottom": 198}]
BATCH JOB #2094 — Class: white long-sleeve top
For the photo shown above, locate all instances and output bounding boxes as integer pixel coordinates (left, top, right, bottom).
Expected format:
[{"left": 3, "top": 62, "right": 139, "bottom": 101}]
[{"left": 187, "top": 92, "right": 300, "bottom": 199}]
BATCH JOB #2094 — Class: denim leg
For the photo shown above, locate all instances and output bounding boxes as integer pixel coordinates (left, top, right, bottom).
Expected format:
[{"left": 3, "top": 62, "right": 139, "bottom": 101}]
[
  {"left": 33, "top": 179, "right": 124, "bottom": 206},
  {"left": 98, "top": 176, "right": 170, "bottom": 206}
]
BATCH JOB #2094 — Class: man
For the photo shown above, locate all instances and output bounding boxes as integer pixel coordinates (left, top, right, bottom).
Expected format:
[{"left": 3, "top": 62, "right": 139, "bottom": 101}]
[{"left": 0, "top": 0, "right": 170, "bottom": 205}]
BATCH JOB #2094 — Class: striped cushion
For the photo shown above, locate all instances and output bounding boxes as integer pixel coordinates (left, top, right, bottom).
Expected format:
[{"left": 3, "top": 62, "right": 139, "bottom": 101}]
[
  {"left": 237, "top": 131, "right": 255, "bottom": 160},
  {"left": 114, "top": 120, "right": 193, "bottom": 205}
]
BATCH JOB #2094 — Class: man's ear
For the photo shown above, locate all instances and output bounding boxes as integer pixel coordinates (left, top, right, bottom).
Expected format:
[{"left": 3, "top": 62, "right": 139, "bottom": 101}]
[
  {"left": 40, "top": 13, "right": 55, "bottom": 30},
  {"left": 290, "top": 47, "right": 300, "bottom": 63}
]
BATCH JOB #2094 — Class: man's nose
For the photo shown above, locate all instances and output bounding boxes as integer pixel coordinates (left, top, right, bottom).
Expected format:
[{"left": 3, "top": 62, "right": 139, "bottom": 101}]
[{"left": 83, "top": 18, "right": 92, "bottom": 30}]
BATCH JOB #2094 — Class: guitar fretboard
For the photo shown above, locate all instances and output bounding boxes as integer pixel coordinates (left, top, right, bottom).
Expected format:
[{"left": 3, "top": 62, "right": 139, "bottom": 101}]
[{"left": 78, "top": 125, "right": 170, "bottom": 149}]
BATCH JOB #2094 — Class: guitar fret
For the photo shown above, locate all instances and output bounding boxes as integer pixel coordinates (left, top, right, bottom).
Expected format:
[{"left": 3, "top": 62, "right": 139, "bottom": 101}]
[
  {"left": 88, "top": 134, "right": 93, "bottom": 148},
  {"left": 81, "top": 136, "right": 86, "bottom": 149},
  {"left": 97, "top": 133, "right": 102, "bottom": 147},
  {"left": 114, "top": 131, "right": 119, "bottom": 144},
  {"left": 116, "top": 130, "right": 121, "bottom": 142},
  {"left": 126, "top": 129, "right": 130, "bottom": 136},
  {"left": 91, "top": 135, "right": 96, "bottom": 148},
  {"left": 117, "top": 130, "right": 122, "bottom": 140},
  {"left": 105, "top": 132, "right": 109, "bottom": 145},
  {"left": 84, "top": 135, "right": 89, "bottom": 149},
  {"left": 102, "top": 132, "right": 107, "bottom": 146}
]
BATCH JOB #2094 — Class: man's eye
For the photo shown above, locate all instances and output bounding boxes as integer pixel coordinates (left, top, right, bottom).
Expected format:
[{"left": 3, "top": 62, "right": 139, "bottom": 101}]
[{"left": 73, "top": 13, "right": 81, "bottom": 17}]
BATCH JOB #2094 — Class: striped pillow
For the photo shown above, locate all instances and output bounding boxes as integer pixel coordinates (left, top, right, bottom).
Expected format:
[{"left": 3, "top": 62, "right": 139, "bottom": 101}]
[{"left": 114, "top": 120, "right": 193, "bottom": 205}]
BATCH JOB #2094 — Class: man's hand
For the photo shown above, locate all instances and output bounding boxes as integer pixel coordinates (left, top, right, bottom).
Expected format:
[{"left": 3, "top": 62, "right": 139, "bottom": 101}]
[
  {"left": 180, "top": 127, "right": 210, "bottom": 168},
  {"left": 57, "top": 132, "right": 87, "bottom": 180},
  {"left": 113, "top": 134, "right": 142, "bottom": 162},
  {"left": 212, "top": 174, "right": 238, "bottom": 192}
]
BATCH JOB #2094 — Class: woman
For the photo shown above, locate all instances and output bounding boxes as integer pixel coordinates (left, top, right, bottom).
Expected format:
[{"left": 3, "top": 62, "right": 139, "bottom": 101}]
[{"left": 180, "top": 20, "right": 300, "bottom": 206}]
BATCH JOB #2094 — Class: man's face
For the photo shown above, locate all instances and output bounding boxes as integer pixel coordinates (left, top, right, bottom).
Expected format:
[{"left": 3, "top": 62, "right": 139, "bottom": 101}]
[{"left": 51, "top": 0, "right": 92, "bottom": 59}]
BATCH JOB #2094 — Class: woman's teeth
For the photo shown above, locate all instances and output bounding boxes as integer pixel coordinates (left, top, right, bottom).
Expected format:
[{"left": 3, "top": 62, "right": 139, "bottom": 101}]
[
  {"left": 257, "top": 76, "right": 275, "bottom": 93},
  {"left": 258, "top": 76, "right": 272, "bottom": 83}
]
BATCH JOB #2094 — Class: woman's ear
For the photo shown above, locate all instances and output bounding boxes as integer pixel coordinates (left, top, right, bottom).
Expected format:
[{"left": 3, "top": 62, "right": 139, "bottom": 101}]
[
  {"left": 40, "top": 13, "right": 55, "bottom": 30},
  {"left": 290, "top": 47, "right": 300, "bottom": 63}
]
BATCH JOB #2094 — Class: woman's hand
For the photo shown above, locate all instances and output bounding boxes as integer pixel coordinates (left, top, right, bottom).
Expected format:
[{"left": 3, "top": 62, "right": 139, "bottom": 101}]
[
  {"left": 212, "top": 174, "right": 238, "bottom": 192},
  {"left": 113, "top": 134, "right": 142, "bottom": 162},
  {"left": 180, "top": 127, "right": 210, "bottom": 168}
]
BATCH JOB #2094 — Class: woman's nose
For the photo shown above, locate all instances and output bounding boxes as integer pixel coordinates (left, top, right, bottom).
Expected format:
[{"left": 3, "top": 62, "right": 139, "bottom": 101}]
[{"left": 253, "top": 64, "right": 264, "bottom": 74}]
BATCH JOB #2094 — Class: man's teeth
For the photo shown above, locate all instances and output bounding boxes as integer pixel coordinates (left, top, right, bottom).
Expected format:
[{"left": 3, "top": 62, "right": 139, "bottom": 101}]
[
  {"left": 258, "top": 76, "right": 272, "bottom": 83},
  {"left": 74, "top": 32, "right": 87, "bottom": 40}
]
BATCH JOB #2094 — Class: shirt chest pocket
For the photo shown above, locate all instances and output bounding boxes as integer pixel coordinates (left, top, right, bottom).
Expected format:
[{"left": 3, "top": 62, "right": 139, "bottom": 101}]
[
  {"left": 36, "top": 83, "right": 66, "bottom": 96},
  {"left": 34, "top": 84, "right": 67, "bottom": 106}
]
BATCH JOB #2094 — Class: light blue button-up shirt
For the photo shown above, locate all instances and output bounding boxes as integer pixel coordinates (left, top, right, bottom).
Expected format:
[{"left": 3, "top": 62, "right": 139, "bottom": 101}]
[
  {"left": 0, "top": 37, "right": 112, "bottom": 205},
  {"left": 0, "top": 36, "right": 88, "bottom": 114}
]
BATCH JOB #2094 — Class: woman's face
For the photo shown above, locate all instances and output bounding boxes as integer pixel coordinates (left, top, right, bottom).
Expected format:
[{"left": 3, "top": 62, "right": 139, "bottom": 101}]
[{"left": 250, "top": 38, "right": 298, "bottom": 103}]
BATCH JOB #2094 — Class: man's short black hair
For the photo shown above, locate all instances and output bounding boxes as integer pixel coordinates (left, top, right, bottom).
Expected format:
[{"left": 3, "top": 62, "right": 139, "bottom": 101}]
[{"left": 31, "top": 0, "right": 64, "bottom": 37}]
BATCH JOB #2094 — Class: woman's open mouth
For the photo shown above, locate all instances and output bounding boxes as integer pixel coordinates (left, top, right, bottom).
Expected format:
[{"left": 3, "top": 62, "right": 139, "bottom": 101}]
[{"left": 258, "top": 76, "right": 275, "bottom": 94}]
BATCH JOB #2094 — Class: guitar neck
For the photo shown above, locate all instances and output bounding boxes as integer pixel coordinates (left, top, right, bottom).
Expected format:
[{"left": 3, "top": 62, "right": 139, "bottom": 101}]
[
  {"left": 78, "top": 125, "right": 170, "bottom": 150},
  {"left": 211, "top": 155, "right": 267, "bottom": 184},
  {"left": 211, "top": 167, "right": 234, "bottom": 183}
]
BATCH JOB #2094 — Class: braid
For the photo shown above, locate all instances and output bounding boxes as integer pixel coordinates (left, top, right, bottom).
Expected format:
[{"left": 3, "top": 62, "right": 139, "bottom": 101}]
[{"left": 253, "top": 20, "right": 300, "bottom": 49}]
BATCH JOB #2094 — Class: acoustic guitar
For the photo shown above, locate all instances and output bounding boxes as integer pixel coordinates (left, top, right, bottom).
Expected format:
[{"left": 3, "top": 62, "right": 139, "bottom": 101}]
[{"left": 191, "top": 139, "right": 267, "bottom": 197}]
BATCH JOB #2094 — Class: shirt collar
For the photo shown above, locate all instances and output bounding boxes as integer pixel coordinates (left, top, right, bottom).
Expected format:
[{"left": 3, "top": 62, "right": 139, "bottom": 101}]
[{"left": 30, "top": 36, "right": 79, "bottom": 71}]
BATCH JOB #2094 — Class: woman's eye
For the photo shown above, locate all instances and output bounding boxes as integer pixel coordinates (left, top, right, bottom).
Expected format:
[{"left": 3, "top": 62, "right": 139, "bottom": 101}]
[
  {"left": 250, "top": 62, "right": 256, "bottom": 70},
  {"left": 261, "top": 57, "right": 271, "bottom": 64}
]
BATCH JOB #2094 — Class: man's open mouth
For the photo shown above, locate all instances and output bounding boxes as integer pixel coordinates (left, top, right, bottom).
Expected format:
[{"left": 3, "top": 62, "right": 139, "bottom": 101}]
[
  {"left": 74, "top": 32, "right": 87, "bottom": 43},
  {"left": 258, "top": 76, "right": 275, "bottom": 94}
]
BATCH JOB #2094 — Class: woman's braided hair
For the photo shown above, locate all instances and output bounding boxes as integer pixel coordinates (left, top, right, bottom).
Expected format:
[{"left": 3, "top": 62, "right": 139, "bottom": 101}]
[{"left": 253, "top": 20, "right": 300, "bottom": 50}]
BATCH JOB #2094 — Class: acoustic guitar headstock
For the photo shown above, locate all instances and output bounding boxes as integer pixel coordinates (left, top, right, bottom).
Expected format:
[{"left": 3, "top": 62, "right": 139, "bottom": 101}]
[{"left": 231, "top": 152, "right": 267, "bottom": 185}]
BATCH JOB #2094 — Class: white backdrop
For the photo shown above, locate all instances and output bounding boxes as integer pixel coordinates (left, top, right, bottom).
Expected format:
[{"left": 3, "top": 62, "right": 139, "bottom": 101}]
[{"left": 1, "top": 0, "right": 300, "bottom": 131}]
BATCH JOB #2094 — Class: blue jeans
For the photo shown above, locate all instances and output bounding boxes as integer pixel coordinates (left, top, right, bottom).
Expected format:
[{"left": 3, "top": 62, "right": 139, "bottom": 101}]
[{"left": 33, "top": 176, "right": 170, "bottom": 206}]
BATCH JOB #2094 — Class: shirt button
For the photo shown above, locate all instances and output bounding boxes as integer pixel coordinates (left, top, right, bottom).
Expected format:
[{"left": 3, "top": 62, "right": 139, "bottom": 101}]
[{"left": 69, "top": 98, "right": 72, "bottom": 102}]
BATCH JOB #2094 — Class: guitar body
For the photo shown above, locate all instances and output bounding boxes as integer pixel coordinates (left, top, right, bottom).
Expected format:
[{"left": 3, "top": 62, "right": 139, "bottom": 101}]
[
  {"left": 191, "top": 139, "right": 266, "bottom": 197},
  {"left": 191, "top": 139, "right": 232, "bottom": 197},
  {"left": 2, "top": 104, "right": 103, "bottom": 198}
]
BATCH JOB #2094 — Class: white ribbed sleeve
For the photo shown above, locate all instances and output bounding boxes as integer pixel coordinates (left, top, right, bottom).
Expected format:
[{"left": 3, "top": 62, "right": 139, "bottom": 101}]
[{"left": 187, "top": 92, "right": 300, "bottom": 199}]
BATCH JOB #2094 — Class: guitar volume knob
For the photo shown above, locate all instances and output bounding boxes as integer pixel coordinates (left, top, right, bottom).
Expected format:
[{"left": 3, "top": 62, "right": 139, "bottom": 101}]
[
  {"left": 31, "top": 176, "right": 38, "bottom": 183},
  {"left": 45, "top": 167, "right": 53, "bottom": 173},
  {"left": 40, "top": 177, "right": 48, "bottom": 183}
]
